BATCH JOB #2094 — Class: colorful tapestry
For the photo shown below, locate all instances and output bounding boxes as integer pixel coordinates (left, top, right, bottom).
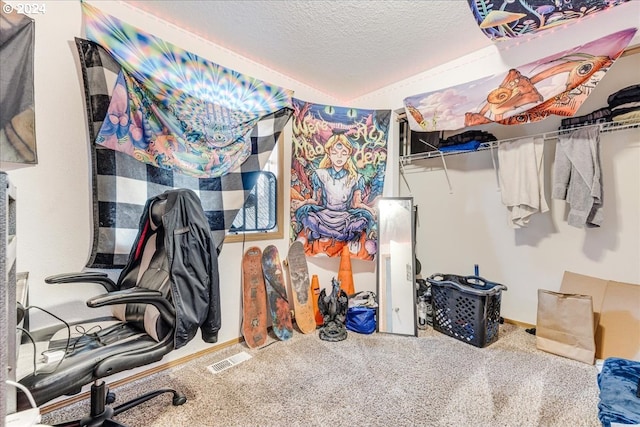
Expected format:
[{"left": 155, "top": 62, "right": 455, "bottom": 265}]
[
  {"left": 81, "top": 2, "right": 293, "bottom": 178},
  {"left": 75, "top": 37, "right": 292, "bottom": 268},
  {"left": 290, "top": 99, "right": 390, "bottom": 261},
  {"left": 468, "top": 0, "right": 632, "bottom": 41},
  {"left": 403, "top": 28, "right": 636, "bottom": 132},
  {"left": 0, "top": 1, "right": 37, "bottom": 164}
]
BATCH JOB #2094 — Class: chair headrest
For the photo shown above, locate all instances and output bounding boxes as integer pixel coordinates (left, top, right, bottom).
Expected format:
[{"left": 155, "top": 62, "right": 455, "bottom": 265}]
[{"left": 149, "top": 199, "right": 167, "bottom": 231}]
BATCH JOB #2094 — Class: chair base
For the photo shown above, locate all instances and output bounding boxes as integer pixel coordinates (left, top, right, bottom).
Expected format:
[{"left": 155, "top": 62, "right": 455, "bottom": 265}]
[{"left": 52, "top": 380, "right": 187, "bottom": 427}]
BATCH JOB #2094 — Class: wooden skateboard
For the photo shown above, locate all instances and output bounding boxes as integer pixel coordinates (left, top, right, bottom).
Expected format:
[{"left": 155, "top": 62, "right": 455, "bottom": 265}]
[
  {"left": 286, "top": 241, "right": 316, "bottom": 334},
  {"left": 261, "top": 245, "right": 293, "bottom": 341},
  {"left": 241, "top": 247, "right": 268, "bottom": 348}
]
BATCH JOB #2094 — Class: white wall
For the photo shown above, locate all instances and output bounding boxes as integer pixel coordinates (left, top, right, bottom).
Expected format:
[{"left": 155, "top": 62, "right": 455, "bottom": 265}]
[
  {"left": 352, "top": 3, "right": 640, "bottom": 324},
  {"left": 5, "top": 0, "right": 362, "bottom": 375},
  {"left": 4, "top": 0, "right": 639, "bottom": 388},
  {"left": 397, "top": 119, "right": 639, "bottom": 324}
]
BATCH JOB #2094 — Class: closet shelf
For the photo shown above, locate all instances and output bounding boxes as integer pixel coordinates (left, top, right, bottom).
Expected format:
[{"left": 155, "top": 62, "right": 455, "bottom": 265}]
[{"left": 400, "top": 118, "right": 640, "bottom": 164}]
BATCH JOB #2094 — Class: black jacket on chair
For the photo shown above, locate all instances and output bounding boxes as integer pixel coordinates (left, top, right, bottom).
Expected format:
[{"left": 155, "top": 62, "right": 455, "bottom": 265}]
[
  {"left": 119, "top": 188, "right": 221, "bottom": 348},
  {"left": 17, "top": 188, "right": 218, "bottom": 420}
]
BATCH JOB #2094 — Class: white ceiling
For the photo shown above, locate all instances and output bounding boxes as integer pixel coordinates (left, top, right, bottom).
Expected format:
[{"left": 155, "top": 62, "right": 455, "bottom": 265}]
[
  {"left": 121, "top": 1, "right": 639, "bottom": 103},
  {"left": 122, "top": 1, "right": 494, "bottom": 102}
]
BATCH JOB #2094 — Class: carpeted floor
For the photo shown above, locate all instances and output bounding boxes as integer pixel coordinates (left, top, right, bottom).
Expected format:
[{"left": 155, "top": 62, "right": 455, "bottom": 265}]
[{"left": 42, "top": 324, "right": 601, "bottom": 427}]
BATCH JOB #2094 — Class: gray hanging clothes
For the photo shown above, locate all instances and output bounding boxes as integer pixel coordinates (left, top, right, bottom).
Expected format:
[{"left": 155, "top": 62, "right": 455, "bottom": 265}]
[{"left": 552, "top": 126, "right": 603, "bottom": 228}]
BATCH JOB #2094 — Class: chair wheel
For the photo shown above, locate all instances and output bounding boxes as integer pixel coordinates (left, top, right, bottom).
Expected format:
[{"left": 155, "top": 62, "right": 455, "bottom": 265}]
[
  {"left": 172, "top": 393, "right": 187, "bottom": 406},
  {"left": 106, "top": 391, "right": 116, "bottom": 404}
]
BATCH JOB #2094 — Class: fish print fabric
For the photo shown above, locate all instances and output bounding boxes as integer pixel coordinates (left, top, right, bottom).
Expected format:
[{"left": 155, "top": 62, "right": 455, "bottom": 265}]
[{"left": 403, "top": 28, "right": 636, "bottom": 132}]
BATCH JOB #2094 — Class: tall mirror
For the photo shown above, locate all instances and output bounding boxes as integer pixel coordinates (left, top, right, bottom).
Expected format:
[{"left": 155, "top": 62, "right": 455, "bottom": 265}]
[{"left": 376, "top": 197, "right": 416, "bottom": 336}]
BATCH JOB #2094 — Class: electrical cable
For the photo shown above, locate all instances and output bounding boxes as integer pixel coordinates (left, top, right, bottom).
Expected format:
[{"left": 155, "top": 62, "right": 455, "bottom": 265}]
[
  {"left": 22, "top": 305, "right": 72, "bottom": 374},
  {"left": 16, "top": 327, "right": 37, "bottom": 377},
  {"left": 67, "top": 324, "right": 104, "bottom": 354},
  {"left": 6, "top": 379, "right": 38, "bottom": 410}
]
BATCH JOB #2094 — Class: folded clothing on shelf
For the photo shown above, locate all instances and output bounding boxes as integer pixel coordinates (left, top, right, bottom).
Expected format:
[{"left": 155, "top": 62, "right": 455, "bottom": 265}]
[
  {"left": 607, "top": 84, "right": 640, "bottom": 109},
  {"left": 408, "top": 130, "right": 442, "bottom": 154},
  {"left": 557, "top": 84, "right": 640, "bottom": 133},
  {"left": 438, "top": 140, "right": 483, "bottom": 152},
  {"left": 560, "top": 107, "right": 611, "bottom": 131},
  {"left": 435, "top": 130, "right": 496, "bottom": 152},
  {"left": 440, "top": 130, "right": 497, "bottom": 147},
  {"left": 608, "top": 84, "right": 640, "bottom": 122}
]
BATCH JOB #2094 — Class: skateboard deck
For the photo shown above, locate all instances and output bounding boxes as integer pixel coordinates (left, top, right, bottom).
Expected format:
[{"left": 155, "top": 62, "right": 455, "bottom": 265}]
[
  {"left": 286, "top": 241, "right": 316, "bottom": 334},
  {"left": 262, "top": 245, "right": 293, "bottom": 341},
  {"left": 242, "top": 247, "right": 268, "bottom": 348}
]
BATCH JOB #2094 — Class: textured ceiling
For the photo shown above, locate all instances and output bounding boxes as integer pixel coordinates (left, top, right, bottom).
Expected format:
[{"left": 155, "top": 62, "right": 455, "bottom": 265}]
[
  {"left": 122, "top": 1, "right": 639, "bottom": 103},
  {"left": 122, "top": 1, "right": 493, "bottom": 102}
]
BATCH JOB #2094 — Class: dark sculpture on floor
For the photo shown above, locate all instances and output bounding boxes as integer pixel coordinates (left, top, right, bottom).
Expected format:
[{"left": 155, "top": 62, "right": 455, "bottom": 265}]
[{"left": 318, "top": 277, "right": 349, "bottom": 342}]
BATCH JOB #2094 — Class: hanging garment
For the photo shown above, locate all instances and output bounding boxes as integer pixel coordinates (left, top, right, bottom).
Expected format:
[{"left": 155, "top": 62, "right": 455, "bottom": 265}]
[
  {"left": 498, "top": 136, "right": 548, "bottom": 228},
  {"left": 119, "top": 189, "right": 221, "bottom": 348},
  {"left": 552, "top": 126, "right": 603, "bottom": 228}
]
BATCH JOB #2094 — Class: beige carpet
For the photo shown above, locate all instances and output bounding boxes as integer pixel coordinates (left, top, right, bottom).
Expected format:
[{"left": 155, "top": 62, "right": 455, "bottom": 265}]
[{"left": 42, "top": 324, "right": 601, "bottom": 427}]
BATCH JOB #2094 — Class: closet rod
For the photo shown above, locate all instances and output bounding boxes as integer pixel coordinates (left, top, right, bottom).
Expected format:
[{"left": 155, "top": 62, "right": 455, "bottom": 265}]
[{"left": 400, "top": 118, "right": 640, "bottom": 164}]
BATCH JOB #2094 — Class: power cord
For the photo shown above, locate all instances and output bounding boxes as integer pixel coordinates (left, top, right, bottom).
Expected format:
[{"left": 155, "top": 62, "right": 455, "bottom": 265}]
[
  {"left": 6, "top": 379, "right": 38, "bottom": 409},
  {"left": 20, "top": 304, "right": 72, "bottom": 375},
  {"left": 16, "top": 327, "right": 37, "bottom": 376},
  {"left": 5, "top": 379, "right": 43, "bottom": 426},
  {"left": 66, "top": 324, "right": 104, "bottom": 354}
]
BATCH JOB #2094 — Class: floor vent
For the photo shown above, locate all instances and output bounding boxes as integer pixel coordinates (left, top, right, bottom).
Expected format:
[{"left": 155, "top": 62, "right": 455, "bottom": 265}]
[{"left": 207, "top": 351, "right": 252, "bottom": 374}]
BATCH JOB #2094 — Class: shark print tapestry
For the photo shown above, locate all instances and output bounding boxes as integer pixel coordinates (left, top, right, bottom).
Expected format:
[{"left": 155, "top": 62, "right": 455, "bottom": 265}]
[
  {"left": 82, "top": 2, "right": 293, "bottom": 178},
  {"left": 403, "top": 28, "right": 636, "bottom": 132},
  {"left": 468, "top": 0, "right": 631, "bottom": 41},
  {"left": 290, "top": 99, "right": 391, "bottom": 261}
]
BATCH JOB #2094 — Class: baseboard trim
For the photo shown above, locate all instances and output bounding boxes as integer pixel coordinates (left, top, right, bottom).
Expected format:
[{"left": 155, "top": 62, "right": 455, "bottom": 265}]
[
  {"left": 41, "top": 336, "right": 243, "bottom": 414},
  {"left": 503, "top": 317, "right": 535, "bottom": 329}
]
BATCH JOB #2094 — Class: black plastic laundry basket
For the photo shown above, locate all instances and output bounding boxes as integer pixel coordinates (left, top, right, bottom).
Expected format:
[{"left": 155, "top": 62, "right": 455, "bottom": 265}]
[{"left": 426, "top": 274, "right": 507, "bottom": 348}]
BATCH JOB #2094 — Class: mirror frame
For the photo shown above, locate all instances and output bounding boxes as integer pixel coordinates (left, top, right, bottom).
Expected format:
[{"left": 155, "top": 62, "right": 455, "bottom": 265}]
[{"left": 376, "top": 197, "right": 416, "bottom": 336}]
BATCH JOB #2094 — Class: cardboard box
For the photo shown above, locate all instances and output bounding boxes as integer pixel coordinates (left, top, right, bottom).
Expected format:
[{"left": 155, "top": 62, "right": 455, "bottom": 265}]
[{"left": 558, "top": 271, "right": 640, "bottom": 361}]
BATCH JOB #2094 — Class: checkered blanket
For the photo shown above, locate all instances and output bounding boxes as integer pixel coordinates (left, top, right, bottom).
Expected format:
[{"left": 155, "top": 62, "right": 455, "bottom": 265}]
[{"left": 75, "top": 38, "right": 291, "bottom": 268}]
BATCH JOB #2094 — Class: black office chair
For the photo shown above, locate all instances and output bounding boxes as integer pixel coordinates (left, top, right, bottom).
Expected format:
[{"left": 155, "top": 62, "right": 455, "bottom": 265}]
[{"left": 17, "top": 188, "right": 220, "bottom": 427}]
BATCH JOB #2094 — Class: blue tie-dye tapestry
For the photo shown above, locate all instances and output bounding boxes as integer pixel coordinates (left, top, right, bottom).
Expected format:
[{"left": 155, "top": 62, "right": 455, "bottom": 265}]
[{"left": 82, "top": 2, "right": 293, "bottom": 178}]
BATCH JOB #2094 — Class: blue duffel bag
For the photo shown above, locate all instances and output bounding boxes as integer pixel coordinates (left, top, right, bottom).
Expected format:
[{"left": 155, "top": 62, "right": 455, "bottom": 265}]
[{"left": 346, "top": 306, "right": 376, "bottom": 334}]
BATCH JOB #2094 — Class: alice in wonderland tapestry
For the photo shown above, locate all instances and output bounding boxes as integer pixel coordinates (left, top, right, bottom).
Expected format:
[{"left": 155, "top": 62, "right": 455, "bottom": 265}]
[
  {"left": 403, "top": 28, "right": 636, "bottom": 132},
  {"left": 468, "top": 0, "right": 631, "bottom": 41},
  {"left": 82, "top": 2, "right": 293, "bottom": 178},
  {"left": 290, "top": 99, "right": 390, "bottom": 261}
]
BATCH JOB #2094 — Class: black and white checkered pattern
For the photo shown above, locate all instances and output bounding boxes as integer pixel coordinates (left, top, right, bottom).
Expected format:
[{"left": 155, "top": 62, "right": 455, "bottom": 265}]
[{"left": 75, "top": 38, "right": 292, "bottom": 268}]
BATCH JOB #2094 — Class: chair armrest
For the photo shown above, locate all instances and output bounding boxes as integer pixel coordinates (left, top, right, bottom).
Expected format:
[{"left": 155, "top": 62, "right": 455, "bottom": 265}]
[
  {"left": 45, "top": 272, "right": 117, "bottom": 292},
  {"left": 87, "top": 287, "right": 175, "bottom": 325}
]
